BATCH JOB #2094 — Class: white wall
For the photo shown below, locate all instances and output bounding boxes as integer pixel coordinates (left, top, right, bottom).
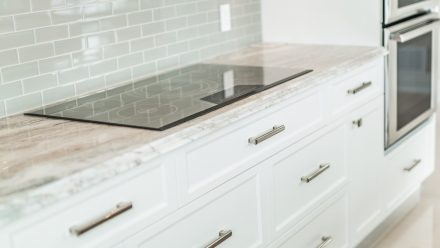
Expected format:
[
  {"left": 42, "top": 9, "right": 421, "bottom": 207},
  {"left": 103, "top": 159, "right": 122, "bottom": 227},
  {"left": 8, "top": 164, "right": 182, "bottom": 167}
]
[{"left": 261, "top": 0, "right": 382, "bottom": 46}]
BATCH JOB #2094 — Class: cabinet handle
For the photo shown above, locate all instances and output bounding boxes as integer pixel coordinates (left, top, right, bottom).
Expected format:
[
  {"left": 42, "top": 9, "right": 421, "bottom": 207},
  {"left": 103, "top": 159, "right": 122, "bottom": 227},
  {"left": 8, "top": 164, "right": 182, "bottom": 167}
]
[
  {"left": 347, "top": 81, "right": 372, "bottom": 95},
  {"left": 301, "top": 163, "right": 331, "bottom": 183},
  {"left": 404, "top": 159, "right": 422, "bottom": 172},
  {"left": 249, "top": 125, "right": 286, "bottom": 145},
  {"left": 205, "top": 230, "right": 233, "bottom": 248},
  {"left": 353, "top": 118, "right": 363, "bottom": 128},
  {"left": 69, "top": 202, "right": 133, "bottom": 236},
  {"left": 317, "top": 236, "right": 333, "bottom": 248}
]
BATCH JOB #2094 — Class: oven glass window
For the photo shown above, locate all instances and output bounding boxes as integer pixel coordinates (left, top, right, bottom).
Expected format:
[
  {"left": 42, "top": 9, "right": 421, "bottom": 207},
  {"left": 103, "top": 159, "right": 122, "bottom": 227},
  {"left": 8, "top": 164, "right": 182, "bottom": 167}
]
[
  {"left": 398, "top": 0, "right": 426, "bottom": 8},
  {"left": 397, "top": 32, "right": 432, "bottom": 130}
]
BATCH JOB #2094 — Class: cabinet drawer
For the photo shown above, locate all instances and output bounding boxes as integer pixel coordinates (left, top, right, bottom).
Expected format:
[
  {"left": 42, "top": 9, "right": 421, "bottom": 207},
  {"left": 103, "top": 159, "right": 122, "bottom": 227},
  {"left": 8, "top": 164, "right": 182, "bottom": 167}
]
[
  {"left": 276, "top": 194, "right": 349, "bottom": 248},
  {"left": 12, "top": 163, "right": 175, "bottom": 248},
  {"left": 266, "top": 125, "right": 347, "bottom": 235},
  {"left": 384, "top": 117, "right": 436, "bottom": 211},
  {"left": 126, "top": 169, "right": 264, "bottom": 248},
  {"left": 181, "top": 91, "right": 324, "bottom": 201},
  {"left": 330, "top": 63, "right": 383, "bottom": 116}
]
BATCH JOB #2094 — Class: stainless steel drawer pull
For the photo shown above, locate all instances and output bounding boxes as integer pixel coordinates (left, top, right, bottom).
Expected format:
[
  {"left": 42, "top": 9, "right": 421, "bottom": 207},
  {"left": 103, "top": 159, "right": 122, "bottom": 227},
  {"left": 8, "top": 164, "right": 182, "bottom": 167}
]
[
  {"left": 404, "top": 159, "right": 422, "bottom": 172},
  {"left": 347, "top": 81, "right": 372, "bottom": 95},
  {"left": 205, "top": 230, "right": 232, "bottom": 248},
  {"left": 301, "top": 163, "right": 331, "bottom": 183},
  {"left": 69, "top": 202, "right": 133, "bottom": 236},
  {"left": 317, "top": 236, "right": 333, "bottom": 248},
  {"left": 249, "top": 125, "right": 286, "bottom": 145},
  {"left": 353, "top": 118, "right": 363, "bottom": 128}
]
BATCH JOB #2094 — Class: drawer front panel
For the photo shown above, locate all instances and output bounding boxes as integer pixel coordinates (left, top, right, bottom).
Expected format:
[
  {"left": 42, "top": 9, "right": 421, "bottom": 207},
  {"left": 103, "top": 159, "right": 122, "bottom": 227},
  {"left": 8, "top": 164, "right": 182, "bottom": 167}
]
[
  {"left": 384, "top": 118, "right": 436, "bottom": 211},
  {"left": 13, "top": 164, "right": 173, "bottom": 248},
  {"left": 271, "top": 125, "right": 346, "bottom": 233},
  {"left": 128, "top": 171, "right": 264, "bottom": 248},
  {"left": 331, "top": 63, "right": 383, "bottom": 116},
  {"left": 183, "top": 92, "right": 324, "bottom": 200},
  {"left": 277, "top": 194, "right": 349, "bottom": 248}
]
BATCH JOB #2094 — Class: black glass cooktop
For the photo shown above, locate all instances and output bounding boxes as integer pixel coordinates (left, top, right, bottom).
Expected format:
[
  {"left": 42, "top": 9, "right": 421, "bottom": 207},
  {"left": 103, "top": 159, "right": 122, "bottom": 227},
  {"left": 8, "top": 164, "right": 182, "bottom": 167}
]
[{"left": 26, "top": 64, "right": 312, "bottom": 130}]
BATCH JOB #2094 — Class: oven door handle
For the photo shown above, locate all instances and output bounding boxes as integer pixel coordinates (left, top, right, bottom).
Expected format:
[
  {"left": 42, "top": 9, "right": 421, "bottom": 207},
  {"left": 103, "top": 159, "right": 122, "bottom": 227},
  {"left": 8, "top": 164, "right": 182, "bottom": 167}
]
[{"left": 391, "top": 20, "right": 440, "bottom": 43}]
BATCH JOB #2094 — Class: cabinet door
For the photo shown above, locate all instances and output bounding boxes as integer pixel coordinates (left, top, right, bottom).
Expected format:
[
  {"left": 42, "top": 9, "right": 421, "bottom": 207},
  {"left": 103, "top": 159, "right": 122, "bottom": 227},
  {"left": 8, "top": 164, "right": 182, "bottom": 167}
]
[{"left": 347, "top": 98, "right": 385, "bottom": 246}]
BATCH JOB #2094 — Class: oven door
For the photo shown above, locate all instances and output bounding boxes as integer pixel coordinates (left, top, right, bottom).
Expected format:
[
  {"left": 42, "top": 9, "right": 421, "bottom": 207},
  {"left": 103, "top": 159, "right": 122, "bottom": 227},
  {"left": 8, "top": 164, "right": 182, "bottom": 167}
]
[
  {"left": 385, "top": 0, "right": 439, "bottom": 24},
  {"left": 385, "top": 17, "right": 439, "bottom": 147}
]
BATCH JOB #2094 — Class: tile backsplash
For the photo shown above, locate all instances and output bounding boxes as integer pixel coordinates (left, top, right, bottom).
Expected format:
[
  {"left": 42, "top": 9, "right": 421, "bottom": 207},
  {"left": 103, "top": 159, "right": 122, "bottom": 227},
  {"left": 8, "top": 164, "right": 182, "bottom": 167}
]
[{"left": 0, "top": 0, "right": 262, "bottom": 118}]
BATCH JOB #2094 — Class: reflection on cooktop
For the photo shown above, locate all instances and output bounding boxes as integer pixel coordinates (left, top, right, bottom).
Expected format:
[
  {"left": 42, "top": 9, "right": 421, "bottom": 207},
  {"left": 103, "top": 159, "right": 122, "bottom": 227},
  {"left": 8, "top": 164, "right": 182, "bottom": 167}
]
[{"left": 26, "top": 64, "right": 312, "bottom": 130}]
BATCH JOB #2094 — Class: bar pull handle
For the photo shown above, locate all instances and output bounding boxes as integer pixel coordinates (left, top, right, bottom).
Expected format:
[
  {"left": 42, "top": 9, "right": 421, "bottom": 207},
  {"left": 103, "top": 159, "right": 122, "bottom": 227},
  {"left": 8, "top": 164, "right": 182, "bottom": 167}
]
[
  {"left": 249, "top": 125, "right": 286, "bottom": 145},
  {"left": 353, "top": 118, "right": 363, "bottom": 128},
  {"left": 347, "top": 81, "right": 372, "bottom": 95},
  {"left": 404, "top": 159, "right": 422, "bottom": 172},
  {"left": 69, "top": 202, "right": 133, "bottom": 236},
  {"left": 301, "top": 163, "right": 331, "bottom": 183},
  {"left": 317, "top": 236, "right": 333, "bottom": 248},
  {"left": 205, "top": 230, "right": 233, "bottom": 248}
]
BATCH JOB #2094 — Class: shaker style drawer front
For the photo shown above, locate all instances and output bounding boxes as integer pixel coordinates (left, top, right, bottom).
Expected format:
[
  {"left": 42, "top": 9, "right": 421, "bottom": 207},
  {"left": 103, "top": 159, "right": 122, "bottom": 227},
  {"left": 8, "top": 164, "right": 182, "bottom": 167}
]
[
  {"left": 276, "top": 195, "right": 349, "bottom": 248},
  {"left": 126, "top": 171, "right": 264, "bottom": 248},
  {"left": 12, "top": 164, "right": 174, "bottom": 248},
  {"left": 269, "top": 125, "right": 347, "bottom": 234},
  {"left": 182, "top": 92, "right": 324, "bottom": 201},
  {"left": 331, "top": 63, "right": 383, "bottom": 116},
  {"left": 384, "top": 118, "right": 436, "bottom": 211}
]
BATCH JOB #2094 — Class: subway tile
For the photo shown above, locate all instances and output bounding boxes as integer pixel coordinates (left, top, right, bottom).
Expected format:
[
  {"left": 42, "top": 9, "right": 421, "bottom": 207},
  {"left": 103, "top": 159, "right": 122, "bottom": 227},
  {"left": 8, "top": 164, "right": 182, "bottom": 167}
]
[
  {"left": 90, "top": 59, "right": 117, "bottom": 76},
  {"left": 0, "top": 50, "right": 19, "bottom": 67},
  {"left": 0, "top": 101, "right": 5, "bottom": 117},
  {"left": 43, "top": 85, "right": 75, "bottom": 104},
  {"left": 157, "top": 56, "right": 179, "bottom": 72},
  {"left": 179, "top": 50, "right": 200, "bottom": 65},
  {"left": 0, "top": 31, "right": 35, "bottom": 50},
  {"left": 141, "top": 0, "right": 163, "bottom": 9},
  {"left": 0, "top": 81, "right": 22, "bottom": 100},
  {"left": 128, "top": 10, "right": 153, "bottom": 25},
  {"left": 155, "top": 32, "right": 177, "bottom": 46},
  {"left": 76, "top": 76, "right": 105, "bottom": 95},
  {"left": 23, "top": 73, "right": 58, "bottom": 93},
  {"left": 32, "top": 0, "right": 66, "bottom": 11},
  {"left": 36, "top": 25, "right": 69, "bottom": 43},
  {"left": 153, "top": 6, "right": 175, "bottom": 21},
  {"left": 0, "top": 0, "right": 31, "bottom": 15},
  {"left": 177, "top": 26, "right": 199, "bottom": 40},
  {"left": 0, "top": 17, "right": 14, "bottom": 34},
  {"left": 15, "top": 12, "right": 51, "bottom": 30},
  {"left": 188, "top": 13, "right": 207, "bottom": 26},
  {"left": 118, "top": 53, "right": 143, "bottom": 68},
  {"left": 143, "top": 46, "right": 167, "bottom": 62},
  {"left": 54, "top": 37, "right": 87, "bottom": 54},
  {"left": 58, "top": 66, "right": 89, "bottom": 84},
  {"left": 84, "top": 2, "right": 112, "bottom": 19},
  {"left": 197, "top": 1, "right": 217, "bottom": 12},
  {"left": 130, "top": 36, "right": 155, "bottom": 52},
  {"left": 19, "top": 43, "right": 54, "bottom": 63},
  {"left": 2, "top": 62, "right": 39, "bottom": 82},
  {"left": 5, "top": 93, "right": 42, "bottom": 115},
  {"left": 69, "top": 21, "right": 99, "bottom": 37},
  {"left": 175, "top": 3, "right": 197, "bottom": 16},
  {"left": 87, "top": 32, "right": 115, "bottom": 48},
  {"left": 103, "top": 42, "right": 129, "bottom": 58},
  {"left": 117, "top": 26, "right": 141, "bottom": 42},
  {"left": 167, "top": 41, "right": 188, "bottom": 56},
  {"left": 99, "top": 15, "right": 127, "bottom": 31},
  {"left": 72, "top": 48, "right": 103, "bottom": 66},
  {"left": 39, "top": 55, "right": 72, "bottom": 73},
  {"left": 166, "top": 17, "right": 187, "bottom": 31},
  {"left": 105, "top": 69, "right": 132, "bottom": 86},
  {"left": 142, "top": 22, "right": 165, "bottom": 36},
  {"left": 113, "top": 0, "right": 140, "bottom": 14},
  {"left": 132, "top": 62, "right": 156, "bottom": 79},
  {"left": 51, "top": 7, "right": 82, "bottom": 24}
]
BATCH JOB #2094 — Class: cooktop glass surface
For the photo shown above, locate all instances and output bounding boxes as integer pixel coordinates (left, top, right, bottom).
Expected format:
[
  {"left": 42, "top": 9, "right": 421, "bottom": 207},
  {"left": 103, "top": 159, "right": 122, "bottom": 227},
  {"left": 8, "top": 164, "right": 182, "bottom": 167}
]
[{"left": 26, "top": 64, "right": 312, "bottom": 130}]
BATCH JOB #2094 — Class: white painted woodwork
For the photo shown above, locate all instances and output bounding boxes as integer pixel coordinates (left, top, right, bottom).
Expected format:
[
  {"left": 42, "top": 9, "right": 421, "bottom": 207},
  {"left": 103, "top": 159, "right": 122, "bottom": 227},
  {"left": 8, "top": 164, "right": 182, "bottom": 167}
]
[{"left": 261, "top": 0, "right": 382, "bottom": 46}]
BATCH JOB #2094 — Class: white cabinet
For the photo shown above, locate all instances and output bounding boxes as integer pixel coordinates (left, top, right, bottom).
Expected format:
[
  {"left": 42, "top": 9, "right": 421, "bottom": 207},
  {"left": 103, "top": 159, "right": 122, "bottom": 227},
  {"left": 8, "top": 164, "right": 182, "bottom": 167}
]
[
  {"left": 347, "top": 97, "right": 386, "bottom": 246},
  {"left": 124, "top": 168, "right": 266, "bottom": 248}
]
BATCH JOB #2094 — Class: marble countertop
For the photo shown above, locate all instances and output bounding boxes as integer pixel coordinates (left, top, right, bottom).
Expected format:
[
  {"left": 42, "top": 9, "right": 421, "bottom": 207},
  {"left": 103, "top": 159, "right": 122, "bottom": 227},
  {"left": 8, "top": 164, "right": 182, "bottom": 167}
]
[{"left": 0, "top": 43, "right": 387, "bottom": 227}]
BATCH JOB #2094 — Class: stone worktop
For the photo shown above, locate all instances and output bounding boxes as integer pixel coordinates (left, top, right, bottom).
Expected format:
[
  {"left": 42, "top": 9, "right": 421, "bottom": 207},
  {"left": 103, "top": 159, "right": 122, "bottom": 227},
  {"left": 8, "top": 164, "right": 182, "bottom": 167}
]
[{"left": 0, "top": 43, "right": 386, "bottom": 227}]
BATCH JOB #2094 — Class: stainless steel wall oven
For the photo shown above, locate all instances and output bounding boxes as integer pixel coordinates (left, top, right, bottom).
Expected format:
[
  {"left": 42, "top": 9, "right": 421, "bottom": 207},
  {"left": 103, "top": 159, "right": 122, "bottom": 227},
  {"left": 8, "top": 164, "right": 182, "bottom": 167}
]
[
  {"left": 384, "top": 0, "right": 439, "bottom": 25},
  {"left": 384, "top": 13, "right": 439, "bottom": 147}
]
